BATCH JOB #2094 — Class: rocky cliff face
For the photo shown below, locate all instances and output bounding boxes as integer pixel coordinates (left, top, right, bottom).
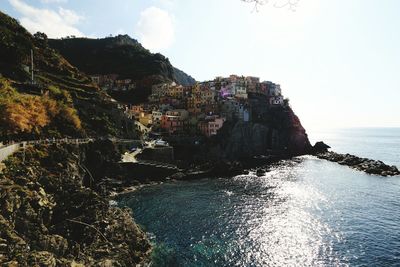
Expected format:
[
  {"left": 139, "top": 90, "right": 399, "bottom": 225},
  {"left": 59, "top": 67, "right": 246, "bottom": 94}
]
[
  {"left": 0, "top": 142, "right": 151, "bottom": 266},
  {"left": 215, "top": 106, "right": 312, "bottom": 160},
  {"left": 171, "top": 106, "right": 311, "bottom": 164}
]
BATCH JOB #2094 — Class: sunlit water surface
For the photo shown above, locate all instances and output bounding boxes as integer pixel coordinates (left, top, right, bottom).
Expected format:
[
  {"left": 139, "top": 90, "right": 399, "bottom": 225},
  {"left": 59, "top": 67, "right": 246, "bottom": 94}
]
[{"left": 118, "top": 128, "right": 400, "bottom": 266}]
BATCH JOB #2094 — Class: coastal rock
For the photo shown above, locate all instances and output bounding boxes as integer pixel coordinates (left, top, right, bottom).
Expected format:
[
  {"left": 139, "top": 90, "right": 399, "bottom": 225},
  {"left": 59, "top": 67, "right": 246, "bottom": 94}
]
[
  {"left": 0, "top": 143, "right": 151, "bottom": 265},
  {"left": 256, "top": 168, "right": 265, "bottom": 176},
  {"left": 209, "top": 161, "right": 244, "bottom": 177},
  {"left": 214, "top": 107, "right": 312, "bottom": 160},
  {"left": 317, "top": 152, "right": 400, "bottom": 176},
  {"left": 313, "top": 141, "right": 331, "bottom": 153},
  {"left": 168, "top": 106, "right": 312, "bottom": 165},
  {"left": 168, "top": 172, "right": 187, "bottom": 180}
]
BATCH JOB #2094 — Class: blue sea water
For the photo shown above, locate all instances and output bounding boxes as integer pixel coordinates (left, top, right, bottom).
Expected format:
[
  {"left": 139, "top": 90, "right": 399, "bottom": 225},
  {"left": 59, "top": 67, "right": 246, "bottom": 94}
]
[
  {"left": 309, "top": 127, "right": 400, "bottom": 167},
  {"left": 118, "top": 128, "right": 400, "bottom": 266}
]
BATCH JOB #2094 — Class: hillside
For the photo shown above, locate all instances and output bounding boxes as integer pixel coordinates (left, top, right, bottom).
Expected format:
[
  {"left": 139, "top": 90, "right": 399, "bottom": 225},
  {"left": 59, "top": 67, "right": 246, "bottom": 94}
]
[
  {"left": 48, "top": 35, "right": 196, "bottom": 103},
  {"left": 0, "top": 11, "right": 138, "bottom": 141},
  {"left": 0, "top": 141, "right": 151, "bottom": 265}
]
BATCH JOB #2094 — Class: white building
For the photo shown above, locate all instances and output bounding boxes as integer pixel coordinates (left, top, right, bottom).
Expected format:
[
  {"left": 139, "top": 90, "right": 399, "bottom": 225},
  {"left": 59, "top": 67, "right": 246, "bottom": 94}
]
[
  {"left": 152, "top": 111, "right": 163, "bottom": 125},
  {"left": 233, "top": 82, "right": 248, "bottom": 99},
  {"left": 270, "top": 96, "right": 284, "bottom": 106}
]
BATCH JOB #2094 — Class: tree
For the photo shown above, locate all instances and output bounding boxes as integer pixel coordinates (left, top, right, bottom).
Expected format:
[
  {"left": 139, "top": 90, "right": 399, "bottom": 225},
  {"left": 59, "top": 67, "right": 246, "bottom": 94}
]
[{"left": 33, "top": 32, "right": 48, "bottom": 47}]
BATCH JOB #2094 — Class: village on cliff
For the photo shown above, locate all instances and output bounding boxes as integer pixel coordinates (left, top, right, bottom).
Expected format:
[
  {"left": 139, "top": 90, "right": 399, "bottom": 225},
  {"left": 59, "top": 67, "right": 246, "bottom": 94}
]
[{"left": 90, "top": 74, "right": 288, "bottom": 138}]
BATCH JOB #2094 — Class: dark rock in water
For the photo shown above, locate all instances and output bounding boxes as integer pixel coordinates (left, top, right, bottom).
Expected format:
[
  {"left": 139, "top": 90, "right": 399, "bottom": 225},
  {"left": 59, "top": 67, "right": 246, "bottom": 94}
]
[
  {"left": 208, "top": 161, "right": 240, "bottom": 177},
  {"left": 317, "top": 151, "right": 400, "bottom": 176},
  {"left": 168, "top": 172, "right": 189, "bottom": 180},
  {"left": 256, "top": 169, "right": 265, "bottom": 176},
  {"left": 313, "top": 141, "right": 331, "bottom": 153}
]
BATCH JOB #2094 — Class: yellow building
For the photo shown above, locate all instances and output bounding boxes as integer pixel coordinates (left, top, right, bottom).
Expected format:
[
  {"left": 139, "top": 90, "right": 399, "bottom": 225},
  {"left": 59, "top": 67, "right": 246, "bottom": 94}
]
[
  {"left": 139, "top": 112, "right": 153, "bottom": 127},
  {"left": 167, "top": 85, "right": 185, "bottom": 98},
  {"left": 187, "top": 96, "right": 202, "bottom": 114}
]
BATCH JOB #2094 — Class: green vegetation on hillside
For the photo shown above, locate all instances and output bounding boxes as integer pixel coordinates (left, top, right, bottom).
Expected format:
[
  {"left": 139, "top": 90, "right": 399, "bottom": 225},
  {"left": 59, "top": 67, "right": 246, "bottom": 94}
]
[
  {"left": 48, "top": 35, "right": 195, "bottom": 103},
  {"left": 0, "top": 78, "right": 81, "bottom": 139},
  {"left": 49, "top": 35, "right": 195, "bottom": 85},
  {"left": 0, "top": 11, "right": 139, "bottom": 141}
]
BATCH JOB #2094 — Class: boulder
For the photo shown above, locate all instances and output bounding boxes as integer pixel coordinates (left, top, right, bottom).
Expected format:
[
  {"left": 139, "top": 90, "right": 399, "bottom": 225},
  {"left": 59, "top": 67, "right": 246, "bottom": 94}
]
[{"left": 313, "top": 141, "right": 330, "bottom": 153}]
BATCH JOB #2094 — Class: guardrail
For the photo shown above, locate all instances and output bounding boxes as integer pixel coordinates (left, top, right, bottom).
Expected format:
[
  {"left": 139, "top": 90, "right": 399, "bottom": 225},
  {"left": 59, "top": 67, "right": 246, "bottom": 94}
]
[
  {"left": 0, "top": 142, "right": 26, "bottom": 162},
  {"left": 135, "top": 160, "right": 179, "bottom": 169},
  {"left": 0, "top": 138, "right": 141, "bottom": 163}
]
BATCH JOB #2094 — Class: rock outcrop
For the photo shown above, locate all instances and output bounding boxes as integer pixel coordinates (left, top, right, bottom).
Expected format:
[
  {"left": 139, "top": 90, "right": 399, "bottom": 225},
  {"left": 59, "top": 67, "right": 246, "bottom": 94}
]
[
  {"left": 214, "top": 107, "right": 312, "bottom": 160},
  {"left": 313, "top": 141, "right": 331, "bottom": 153},
  {"left": 0, "top": 142, "right": 151, "bottom": 266},
  {"left": 317, "top": 151, "right": 400, "bottom": 177}
]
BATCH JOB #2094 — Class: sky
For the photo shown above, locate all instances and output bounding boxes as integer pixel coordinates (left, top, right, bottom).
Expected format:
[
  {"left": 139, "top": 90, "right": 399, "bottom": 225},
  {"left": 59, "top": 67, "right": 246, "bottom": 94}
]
[{"left": 1, "top": 0, "right": 400, "bottom": 130}]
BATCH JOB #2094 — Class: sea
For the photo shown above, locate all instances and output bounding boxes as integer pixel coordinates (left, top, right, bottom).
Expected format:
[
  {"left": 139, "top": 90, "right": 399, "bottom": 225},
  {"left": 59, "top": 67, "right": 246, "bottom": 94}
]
[{"left": 117, "top": 128, "right": 400, "bottom": 266}]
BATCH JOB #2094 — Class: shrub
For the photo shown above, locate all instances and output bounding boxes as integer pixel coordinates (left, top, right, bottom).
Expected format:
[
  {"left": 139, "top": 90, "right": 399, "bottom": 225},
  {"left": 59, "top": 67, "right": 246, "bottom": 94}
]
[
  {"left": 1, "top": 95, "right": 50, "bottom": 134},
  {"left": 0, "top": 79, "right": 82, "bottom": 137},
  {"left": 59, "top": 105, "right": 82, "bottom": 130},
  {"left": 0, "top": 78, "right": 17, "bottom": 99}
]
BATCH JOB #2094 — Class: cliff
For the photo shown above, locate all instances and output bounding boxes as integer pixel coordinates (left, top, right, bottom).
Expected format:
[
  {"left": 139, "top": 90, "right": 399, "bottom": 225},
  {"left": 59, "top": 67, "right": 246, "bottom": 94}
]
[
  {"left": 223, "top": 107, "right": 310, "bottom": 158},
  {"left": 0, "top": 141, "right": 151, "bottom": 266},
  {"left": 169, "top": 106, "right": 311, "bottom": 165}
]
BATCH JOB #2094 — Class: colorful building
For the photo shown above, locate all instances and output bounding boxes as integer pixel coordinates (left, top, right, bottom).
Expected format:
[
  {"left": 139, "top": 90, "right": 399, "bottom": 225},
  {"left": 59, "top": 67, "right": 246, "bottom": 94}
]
[
  {"left": 152, "top": 110, "right": 163, "bottom": 125},
  {"left": 161, "top": 115, "right": 185, "bottom": 134},
  {"left": 139, "top": 112, "right": 153, "bottom": 127},
  {"left": 160, "top": 109, "right": 189, "bottom": 134},
  {"left": 198, "top": 116, "right": 226, "bottom": 137},
  {"left": 152, "top": 82, "right": 177, "bottom": 97}
]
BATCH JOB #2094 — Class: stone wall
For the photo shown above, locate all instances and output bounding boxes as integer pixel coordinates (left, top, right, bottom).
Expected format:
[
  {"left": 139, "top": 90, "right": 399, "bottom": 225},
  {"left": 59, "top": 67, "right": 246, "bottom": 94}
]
[{"left": 137, "top": 146, "right": 174, "bottom": 163}]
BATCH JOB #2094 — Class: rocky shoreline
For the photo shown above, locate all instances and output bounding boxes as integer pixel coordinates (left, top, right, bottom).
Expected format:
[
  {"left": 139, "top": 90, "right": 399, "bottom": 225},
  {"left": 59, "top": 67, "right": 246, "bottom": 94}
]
[
  {"left": 166, "top": 154, "right": 294, "bottom": 181},
  {"left": 2, "top": 139, "right": 398, "bottom": 265},
  {"left": 0, "top": 142, "right": 152, "bottom": 266},
  {"left": 316, "top": 151, "right": 400, "bottom": 176}
]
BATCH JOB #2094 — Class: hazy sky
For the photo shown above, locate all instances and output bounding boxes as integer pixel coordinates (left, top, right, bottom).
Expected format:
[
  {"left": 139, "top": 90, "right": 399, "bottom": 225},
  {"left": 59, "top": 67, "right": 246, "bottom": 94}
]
[{"left": 1, "top": 0, "right": 400, "bottom": 130}]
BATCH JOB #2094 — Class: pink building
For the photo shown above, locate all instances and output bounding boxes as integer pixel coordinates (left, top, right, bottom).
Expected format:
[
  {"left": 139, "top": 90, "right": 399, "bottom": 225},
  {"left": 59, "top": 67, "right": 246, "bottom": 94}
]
[{"left": 198, "top": 116, "right": 226, "bottom": 137}]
